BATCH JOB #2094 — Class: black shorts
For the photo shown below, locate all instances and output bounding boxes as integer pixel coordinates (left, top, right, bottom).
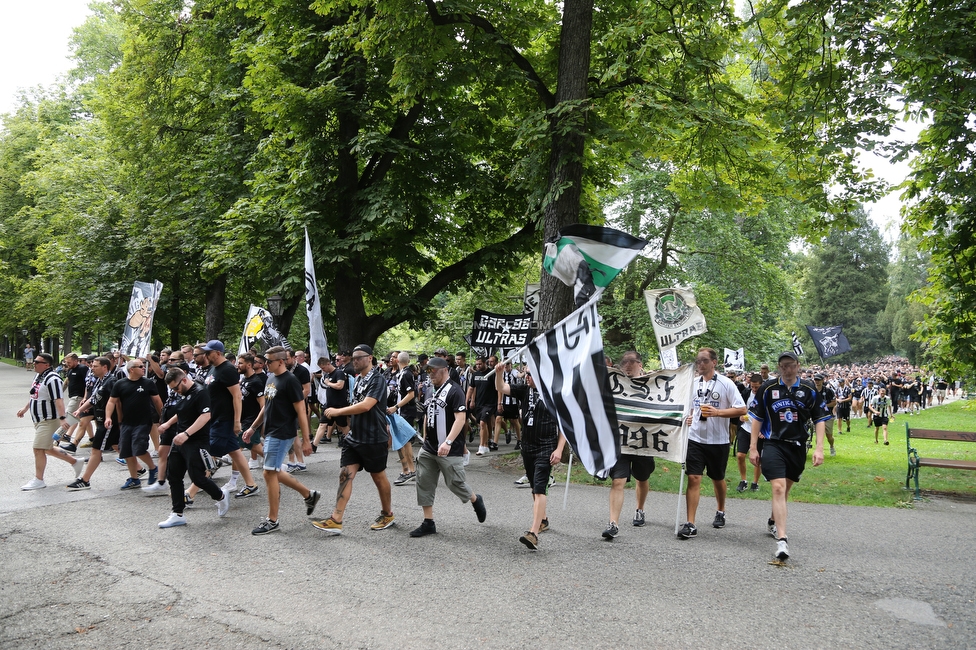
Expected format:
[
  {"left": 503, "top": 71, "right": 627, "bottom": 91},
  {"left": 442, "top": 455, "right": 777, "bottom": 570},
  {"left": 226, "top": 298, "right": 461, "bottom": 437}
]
[
  {"left": 323, "top": 414, "right": 349, "bottom": 428},
  {"left": 91, "top": 419, "right": 120, "bottom": 452},
  {"left": 609, "top": 454, "right": 655, "bottom": 482},
  {"left": 873, "top": 415, "right": 889, "bottom": 427},
  {"left": 760, "top": 440, "right": 806, "bottom": 483},
  {"left": 160, "top": 425, "right": 178, "bottom": 447},
  {"left": 837, "top": 404, "right": 851, "bottom": 419},
  {"left": 522, "top": 450, "right": 554, "bottom": 495},
  {"left": 476, "top": 406, "right": 495, "bottom": 424},
  {"left": 209, "top": 420, "right": 241, "bottom": 457},
  {"left": 119, "top": 423, "right": 152, "bottom": 458},
  {"left": 340, "top": 440, "right": 388, "bottom": 474},
  {"left": 735, "top": 427, "right": 754, "bottom": 455},
  {"left": 501, "top": 405, "right": 519, "bottom": 420},
  {"left": 685, "top": 440, "right": 730, "bottom": 480}
]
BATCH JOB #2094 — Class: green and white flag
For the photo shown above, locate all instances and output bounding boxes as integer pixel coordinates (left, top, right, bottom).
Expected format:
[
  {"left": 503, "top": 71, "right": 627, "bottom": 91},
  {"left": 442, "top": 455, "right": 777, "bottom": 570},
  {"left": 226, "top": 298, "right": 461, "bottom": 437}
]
[
  {"left": 304, "top": 228, "right": 331, "bottom": 366},
  {"left": 543, "top": 225, "right": 647, "bottom": 306}
]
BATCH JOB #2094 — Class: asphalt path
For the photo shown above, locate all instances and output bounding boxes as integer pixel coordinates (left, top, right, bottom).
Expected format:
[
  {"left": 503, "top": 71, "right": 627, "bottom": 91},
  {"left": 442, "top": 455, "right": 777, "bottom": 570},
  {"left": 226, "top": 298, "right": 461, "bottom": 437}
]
[{"left": 1, "top": 362, "right": 973, "bottom": 649}]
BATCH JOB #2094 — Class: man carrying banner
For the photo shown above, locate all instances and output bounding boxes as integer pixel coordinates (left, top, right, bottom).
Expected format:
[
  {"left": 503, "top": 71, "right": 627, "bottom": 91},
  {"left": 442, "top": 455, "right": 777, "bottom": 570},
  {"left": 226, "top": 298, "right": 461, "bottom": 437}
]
[
  {"left": 603, "top": 351, "right": 656, "bottom": 540},
  {"left": 677, "top": 348, "right": 747, "bottom": 539},
  {"left": 749, "top": 351, "right": 830, "bottom": 561},
  {"left": 496, "top": 361, "right": 565, "bottom": 550}
]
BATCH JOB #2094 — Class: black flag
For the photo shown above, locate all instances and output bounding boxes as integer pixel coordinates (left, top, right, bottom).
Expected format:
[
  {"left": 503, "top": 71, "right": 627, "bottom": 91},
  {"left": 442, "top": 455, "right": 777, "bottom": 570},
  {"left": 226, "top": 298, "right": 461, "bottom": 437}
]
[{"left": 805, "top": 325, "right": 851, "bottom": 359}]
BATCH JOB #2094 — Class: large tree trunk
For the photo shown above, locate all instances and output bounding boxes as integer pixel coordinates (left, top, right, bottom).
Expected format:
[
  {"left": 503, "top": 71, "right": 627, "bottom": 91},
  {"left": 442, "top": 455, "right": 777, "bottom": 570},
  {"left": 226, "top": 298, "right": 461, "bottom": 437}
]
[
  {"left": 204, "top": 274, "right": 226, "bottom": 341},
  {"left": 63, "top": 321, "right": 74, "bottom": 358},
  {"left": 537, "top": 0, "right": 593, "bottom": 331}
]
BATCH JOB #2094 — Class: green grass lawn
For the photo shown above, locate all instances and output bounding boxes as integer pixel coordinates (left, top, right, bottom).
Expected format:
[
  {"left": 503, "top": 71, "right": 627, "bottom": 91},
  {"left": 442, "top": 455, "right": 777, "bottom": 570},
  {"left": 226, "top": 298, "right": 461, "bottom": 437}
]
[{"left": 538, "top": 399, "right": 976, "bottom": 508}]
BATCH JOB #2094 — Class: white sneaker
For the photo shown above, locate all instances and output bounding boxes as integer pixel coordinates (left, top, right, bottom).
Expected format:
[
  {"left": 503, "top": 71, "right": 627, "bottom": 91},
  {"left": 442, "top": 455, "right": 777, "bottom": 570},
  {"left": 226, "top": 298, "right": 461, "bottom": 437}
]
[
  {"left": 514, "top": 475, "right": 530, "bottom": 487},
  {"left": 220, "top": 455, "right": 233, "bottom": 464},
  {"left": 142, "top": 481, "right": 168, "bottom": 496},
  {"left": 73, "top": 458, "right": 85, "bottom": 479},
  {"left": 248, "top": 458, "right": 263, "bottom": 470},
  {"left": 159, "top": 512, "right": 186, "bottom": 528},
  {"left": 476, "top": 446, "right": 486, "bottom": 456},
  {"left": 222, "top": 482, "right": 238, "bottom": 495},
  {"left": 149, "top": 449, "right": 159, "bottom": 459},
  {"left": 21, "top": 478, "right": 46, "bottom": 491},
  {"left": 775, "top": 538, "right": 790, "bottom": 560},
  {"left": 216, "top": 494, "right": 230, "bottom": 517}
]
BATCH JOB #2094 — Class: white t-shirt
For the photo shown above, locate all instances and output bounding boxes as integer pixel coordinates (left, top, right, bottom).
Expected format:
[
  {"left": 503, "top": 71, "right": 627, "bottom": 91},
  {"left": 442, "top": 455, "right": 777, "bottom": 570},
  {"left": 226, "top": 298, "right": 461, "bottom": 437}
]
[{"left": 688, "top": 373, "right": 746, "bottom": 445}]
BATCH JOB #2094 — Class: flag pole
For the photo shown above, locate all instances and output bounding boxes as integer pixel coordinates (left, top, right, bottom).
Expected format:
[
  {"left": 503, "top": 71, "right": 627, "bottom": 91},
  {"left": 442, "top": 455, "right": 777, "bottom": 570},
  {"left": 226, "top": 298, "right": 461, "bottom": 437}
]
[
  {"left": 562, "top": 451, "right": 573, "bottom": 510},
  {"left": 675, "top": 369, "right": 697, "bottom": 534}
]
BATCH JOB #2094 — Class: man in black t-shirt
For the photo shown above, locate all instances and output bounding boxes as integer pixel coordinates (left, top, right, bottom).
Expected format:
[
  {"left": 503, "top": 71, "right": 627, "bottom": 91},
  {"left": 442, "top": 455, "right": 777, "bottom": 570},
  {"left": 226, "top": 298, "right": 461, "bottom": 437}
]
[
  {"left": 749, "top": 351, "right": 830, "bottom": 561},
  {"left": 66, "top": 357, "right": 119, "bottom": 490},
  {"left": 813, "top": 375, "right": 837, "bottom": 457},
  {"left": 496, "top": 364, "right": 563, "bottom": 550},
  {"left": 105, "top": 359, "right": 161, "bottom": 490},
  {"left": 285, "top": 348, "right": 312, "bottom": 472},
  {"left": 246, "top": 346, "right": 320, "bottom": 535},
  {"left": 388, "top": 351, "right": 419, "bottom": 485},
  {"left": 157, "top": 367, "right": 231, "bottom": 528},
  {"left": 61, "top": 353, "right": 90, "bottom": 447},
  {"left": 409, "top": 356, "right": 486, "bottom": 537},
  {"left": 200, "top": 339, "right": 258, "bottom": 498},
  {"left": 467, "top": 356, "right": 498, "bottom": 456},
  {"left": 313, "top": 344, "right": 394, "bottom": 536},
  {"left": 238, "top": 353, "right": 267, "bottom": 471},
  {"left": 313, "top": 356, "right": 350, "bottom": 447}
]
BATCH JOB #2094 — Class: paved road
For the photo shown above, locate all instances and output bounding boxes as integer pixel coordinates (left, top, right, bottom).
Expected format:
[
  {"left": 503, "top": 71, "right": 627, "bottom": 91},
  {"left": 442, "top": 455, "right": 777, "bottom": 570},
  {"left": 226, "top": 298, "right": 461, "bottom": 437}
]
[{"left": 1, "top": 362, "right": 973, "bottom": 649}]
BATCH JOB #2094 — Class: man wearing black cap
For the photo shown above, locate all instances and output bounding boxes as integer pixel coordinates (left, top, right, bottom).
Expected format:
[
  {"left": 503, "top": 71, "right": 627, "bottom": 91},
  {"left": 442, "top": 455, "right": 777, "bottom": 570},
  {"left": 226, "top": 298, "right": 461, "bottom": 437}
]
[
  {"left": 409, "top": 356, "right": 486, "bottom": 537},
  {"left": 199, "top": 339, "right": 258, "bottom": 498},
  {"left": 312, "top": 344, "right": 394, "bottom": 535},
  {"left": 749, "top": 351, "right": 830, "bottom": 561}
]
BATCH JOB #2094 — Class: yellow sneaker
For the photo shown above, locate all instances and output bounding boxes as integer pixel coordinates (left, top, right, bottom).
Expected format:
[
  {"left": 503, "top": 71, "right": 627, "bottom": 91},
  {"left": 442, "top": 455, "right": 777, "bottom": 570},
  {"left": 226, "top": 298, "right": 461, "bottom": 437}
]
[
  {"left": 311, "top": 517, "right": 343, "bottom": 535},
  {"left": 370, "top": 511, "right": 395, "bottom": 530}
]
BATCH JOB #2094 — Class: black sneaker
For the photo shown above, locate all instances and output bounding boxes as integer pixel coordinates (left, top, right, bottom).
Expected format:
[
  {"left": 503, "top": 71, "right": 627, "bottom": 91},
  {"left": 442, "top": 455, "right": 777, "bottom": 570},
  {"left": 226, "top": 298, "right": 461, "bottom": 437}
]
[
  {"left": 505, "top": 431, "right": 512, "bottom": 445},
  {"left": 632, "top": 510, "right": 646, "bottom": 527},
  {"left": 514, "top": 441, "right": 521, "bottom": 450},
  {"left": 472, "top": 494, "right": 487, "bottom": 523},
  {"left": 750, "top": 482, "right": 760, "bottom": 492},
  {"left": 60, "top": 442, "right": 78, "bottom": 453},
  {"left": 488, "top": 442, "right": 498, "bottom": 451},
  {"left": 677, "top": 522, "right": 698, "bottom": 539},
  {"left": 602, "top": 521, "right": 619, "bottom": 539},
  {"left": 712, "top": 511, "right": 726, "bottom": 528},
  {"left": 736, "top": 480, "right": 748, "bottom": 493},
  {"left": 304, "top": 490, "right": 321, "bottom": 516},
  {"left": 66, "top": 478, "right": 90, "bottom": 491},
  {"left": 409, "top": 519, "right": 437, "bottom": 537},
  {"left": 252, "top": 519, "right": 280, "bottom": 535}
]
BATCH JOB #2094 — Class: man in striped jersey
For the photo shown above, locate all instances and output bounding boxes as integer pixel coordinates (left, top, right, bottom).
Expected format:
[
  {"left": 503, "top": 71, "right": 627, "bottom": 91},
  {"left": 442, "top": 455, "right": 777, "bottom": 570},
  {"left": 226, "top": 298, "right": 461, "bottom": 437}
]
[{"left": 17, "top": 353, "right": 85, "bottom": 490}]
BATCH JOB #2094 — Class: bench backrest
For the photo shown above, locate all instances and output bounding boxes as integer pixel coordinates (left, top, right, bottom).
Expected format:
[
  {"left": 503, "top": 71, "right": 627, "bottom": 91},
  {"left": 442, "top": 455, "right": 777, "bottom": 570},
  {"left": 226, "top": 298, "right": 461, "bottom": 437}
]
[{"left": 906, "top": 425, "right": 976, "bottom": 443}]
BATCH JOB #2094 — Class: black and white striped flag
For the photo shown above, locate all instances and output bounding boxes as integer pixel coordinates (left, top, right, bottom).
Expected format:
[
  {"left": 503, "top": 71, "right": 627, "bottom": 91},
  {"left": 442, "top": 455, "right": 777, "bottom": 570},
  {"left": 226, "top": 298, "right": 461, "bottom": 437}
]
[
  {"left": 526, "top": 301, "right": 619, "bottom": 479},
  {"left": 791, "top": 330, "right": 804, "bottom": 357}
]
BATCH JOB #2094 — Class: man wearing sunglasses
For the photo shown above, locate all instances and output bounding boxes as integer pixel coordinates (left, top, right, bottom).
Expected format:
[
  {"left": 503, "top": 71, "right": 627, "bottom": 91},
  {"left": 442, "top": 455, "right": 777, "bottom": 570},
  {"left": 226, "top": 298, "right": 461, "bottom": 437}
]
[{"left": 105, "top": 358, "right": 162, "bottom": 490}]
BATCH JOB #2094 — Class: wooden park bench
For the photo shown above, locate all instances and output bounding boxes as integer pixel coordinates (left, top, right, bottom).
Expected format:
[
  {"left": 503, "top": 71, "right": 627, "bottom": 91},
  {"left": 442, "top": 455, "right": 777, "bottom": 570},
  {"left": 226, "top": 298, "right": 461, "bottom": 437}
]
[{"left": 905, "top": 424, "right": 976, "bottom": 500}]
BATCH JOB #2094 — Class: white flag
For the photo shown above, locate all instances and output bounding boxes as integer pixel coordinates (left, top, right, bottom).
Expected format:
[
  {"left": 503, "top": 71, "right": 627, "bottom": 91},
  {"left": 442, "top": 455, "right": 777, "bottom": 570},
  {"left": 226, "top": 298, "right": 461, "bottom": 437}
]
[
  {"left": 238, "top": 305, "right": 289, "bottom": 355},
  {"left": 526, "top": 300, "right": 619, "bottom": 479},
  {"left": 645, "top": 288, "right": 707, "bottom": 351},
  {"left": 304, "top": 229, "right": 331, "bottom": 366},
  {"left": 120, "top": 280, "right": 163, "bottom": 358},
  {"left": 608, "top": 365, "right": 695, "bottom": 464},
  {"left": 723, "top": 347, "right": 744, "bottom": 371}
]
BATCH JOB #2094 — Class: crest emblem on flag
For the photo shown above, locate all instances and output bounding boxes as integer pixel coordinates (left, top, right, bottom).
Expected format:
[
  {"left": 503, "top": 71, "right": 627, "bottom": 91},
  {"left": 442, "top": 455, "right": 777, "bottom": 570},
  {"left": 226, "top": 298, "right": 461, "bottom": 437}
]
[{"left": 653, "top": 291, "right": 693, "bottom": 329}]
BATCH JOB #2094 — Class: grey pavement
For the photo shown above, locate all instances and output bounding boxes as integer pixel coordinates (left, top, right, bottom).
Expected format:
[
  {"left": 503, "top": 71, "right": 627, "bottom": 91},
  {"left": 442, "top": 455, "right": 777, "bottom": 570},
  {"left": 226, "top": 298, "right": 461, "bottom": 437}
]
[{"left": 1, "top": 361, "right": 974, "bottom": 649}]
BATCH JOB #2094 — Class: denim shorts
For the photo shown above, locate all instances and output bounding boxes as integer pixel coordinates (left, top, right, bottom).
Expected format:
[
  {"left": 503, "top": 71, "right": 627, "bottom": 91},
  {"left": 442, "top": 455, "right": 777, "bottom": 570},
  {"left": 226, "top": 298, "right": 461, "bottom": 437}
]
[{"left": 263, "top": 436, "right": 294, "bottom": 471}]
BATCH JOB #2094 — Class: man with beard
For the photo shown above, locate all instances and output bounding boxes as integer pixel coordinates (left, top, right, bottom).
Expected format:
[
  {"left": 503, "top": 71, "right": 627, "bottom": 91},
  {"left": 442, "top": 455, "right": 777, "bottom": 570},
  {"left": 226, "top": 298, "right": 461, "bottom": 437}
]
[
  {"left": 409, "top": 357, "right": 486, "bottom": 537},
  {"left": 312, "top": 345, "right": 394, "bottom": 535}
]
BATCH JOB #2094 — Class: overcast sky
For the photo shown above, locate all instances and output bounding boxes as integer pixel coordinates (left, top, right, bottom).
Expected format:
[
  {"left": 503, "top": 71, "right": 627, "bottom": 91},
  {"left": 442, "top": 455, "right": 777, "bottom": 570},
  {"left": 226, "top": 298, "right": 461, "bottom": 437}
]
[{"left": 0, "top": 0, "right": 914, "bottom": 239}]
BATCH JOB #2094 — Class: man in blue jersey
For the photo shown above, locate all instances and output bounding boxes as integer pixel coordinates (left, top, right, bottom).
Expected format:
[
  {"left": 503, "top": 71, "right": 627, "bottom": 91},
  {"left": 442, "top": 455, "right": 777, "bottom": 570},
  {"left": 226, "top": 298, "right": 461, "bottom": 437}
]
[{"left": 749, "top": 351, "right": 830, "bottom": 561}]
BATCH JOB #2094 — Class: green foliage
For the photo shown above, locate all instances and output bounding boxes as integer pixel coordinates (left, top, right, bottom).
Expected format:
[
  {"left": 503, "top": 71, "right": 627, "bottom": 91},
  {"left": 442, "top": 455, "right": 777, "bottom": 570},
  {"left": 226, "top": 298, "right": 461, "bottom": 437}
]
[{"left": 797, "top": 207, "right": 892, "bottom": 362}]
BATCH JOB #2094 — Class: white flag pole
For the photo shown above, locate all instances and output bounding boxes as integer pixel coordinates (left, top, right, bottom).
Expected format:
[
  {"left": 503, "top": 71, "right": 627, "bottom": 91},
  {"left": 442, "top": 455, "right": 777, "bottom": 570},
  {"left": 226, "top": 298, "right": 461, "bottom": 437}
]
[
  {"left": 562, "top": 451, "right": 573, "bottom": 510},
  {"left": 674, "top": 368, "right": 697, "bottom": 534}
]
